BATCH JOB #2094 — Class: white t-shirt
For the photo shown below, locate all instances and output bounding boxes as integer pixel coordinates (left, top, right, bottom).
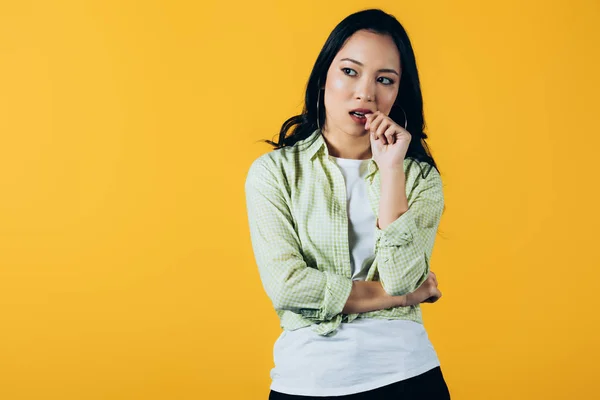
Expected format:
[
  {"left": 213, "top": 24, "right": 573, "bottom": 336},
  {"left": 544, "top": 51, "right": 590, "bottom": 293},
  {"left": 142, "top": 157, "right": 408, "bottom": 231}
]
[{"left": 269, "top": 156, "right": 440, "bottom": 397}]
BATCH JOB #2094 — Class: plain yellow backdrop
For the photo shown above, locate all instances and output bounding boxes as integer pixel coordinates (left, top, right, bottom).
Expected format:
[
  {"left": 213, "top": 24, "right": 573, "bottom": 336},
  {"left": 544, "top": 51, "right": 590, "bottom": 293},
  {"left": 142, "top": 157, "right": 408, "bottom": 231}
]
[{"left": 1, "top": 0, "right": 599, "bottom": 399}]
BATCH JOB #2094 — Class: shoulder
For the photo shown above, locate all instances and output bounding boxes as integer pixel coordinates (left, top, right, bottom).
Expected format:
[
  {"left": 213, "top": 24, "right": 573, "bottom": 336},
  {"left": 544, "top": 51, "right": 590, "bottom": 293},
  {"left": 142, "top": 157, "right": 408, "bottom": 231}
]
[
  {"left": 246, "top": 133, "right": 318, "bottom": 184},
  {"left": 246, "top": 148, "right": 292, "bottom": 181},
  {"left": 245, "top": 152, "right": 278, "bottom": 190},
  {"left": 404, "top": 158, "right": 443, "bottom": 193}
]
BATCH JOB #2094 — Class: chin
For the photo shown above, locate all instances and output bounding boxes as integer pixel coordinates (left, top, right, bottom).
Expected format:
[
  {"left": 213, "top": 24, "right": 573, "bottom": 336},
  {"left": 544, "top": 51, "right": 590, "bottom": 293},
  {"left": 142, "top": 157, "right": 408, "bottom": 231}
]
[{"left": 346, "top": 125, "right": 368, "bottom": 136}]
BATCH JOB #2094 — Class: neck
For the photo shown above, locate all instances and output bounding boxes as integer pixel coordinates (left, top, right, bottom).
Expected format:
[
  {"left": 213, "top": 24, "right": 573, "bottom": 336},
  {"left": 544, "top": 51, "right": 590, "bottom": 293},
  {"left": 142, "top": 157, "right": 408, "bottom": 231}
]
[{"left": 321, "top": 125, "right": 371, "bottom": 160}]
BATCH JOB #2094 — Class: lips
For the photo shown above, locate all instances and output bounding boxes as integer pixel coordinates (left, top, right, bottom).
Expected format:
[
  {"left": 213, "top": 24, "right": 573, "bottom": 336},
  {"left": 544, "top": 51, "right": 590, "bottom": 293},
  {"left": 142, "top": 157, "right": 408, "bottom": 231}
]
[{"left": 349, "top": 108, "right": 374, "bottom": 117}]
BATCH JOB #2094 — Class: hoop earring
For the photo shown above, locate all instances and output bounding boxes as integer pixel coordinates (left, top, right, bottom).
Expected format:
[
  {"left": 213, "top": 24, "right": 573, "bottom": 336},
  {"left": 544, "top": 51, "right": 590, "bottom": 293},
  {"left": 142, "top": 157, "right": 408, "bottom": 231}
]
[
  {"left": 393, "top": 104, "right": 408, "bottom": 130},
  {"left": 316, "top": 88, "right": 323, "bottom": 130}
]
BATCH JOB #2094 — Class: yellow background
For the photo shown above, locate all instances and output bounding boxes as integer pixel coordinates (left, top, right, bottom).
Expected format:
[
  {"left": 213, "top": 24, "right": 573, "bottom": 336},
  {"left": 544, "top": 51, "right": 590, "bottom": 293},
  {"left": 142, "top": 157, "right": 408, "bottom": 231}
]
[{"left": 1, "top": 1, "right": 598, "bottom": 399}]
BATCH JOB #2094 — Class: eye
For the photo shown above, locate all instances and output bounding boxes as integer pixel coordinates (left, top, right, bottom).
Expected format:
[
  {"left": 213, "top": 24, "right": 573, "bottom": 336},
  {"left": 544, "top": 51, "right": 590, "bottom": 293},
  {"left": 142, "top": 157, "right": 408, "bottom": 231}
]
[
  {"left": 378, "top": 77, "right": 395, "bottom": 85},
  {"left": 341, "top": 67, "right": 357, "bottom": 76}
]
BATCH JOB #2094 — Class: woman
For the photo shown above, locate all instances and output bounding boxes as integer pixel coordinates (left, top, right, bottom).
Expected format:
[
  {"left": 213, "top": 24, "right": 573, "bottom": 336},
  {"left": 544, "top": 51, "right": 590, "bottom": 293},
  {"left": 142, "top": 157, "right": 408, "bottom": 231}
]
[{"left": 245, "top": 8, "right": 450, "bottom": 399}]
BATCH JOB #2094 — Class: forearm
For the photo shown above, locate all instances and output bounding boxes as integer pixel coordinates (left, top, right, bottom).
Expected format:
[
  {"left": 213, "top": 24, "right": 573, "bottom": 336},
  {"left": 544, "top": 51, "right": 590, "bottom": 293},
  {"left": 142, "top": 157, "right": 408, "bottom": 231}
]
[
  {"left": 374, "top": 164, "right": 443, "bottom": 296},
  {"left": 378, "top": 167, "right": 409, "bottom": 230},
  {"left": 342, "top": 280, "right": 407, "bottom": 314}
]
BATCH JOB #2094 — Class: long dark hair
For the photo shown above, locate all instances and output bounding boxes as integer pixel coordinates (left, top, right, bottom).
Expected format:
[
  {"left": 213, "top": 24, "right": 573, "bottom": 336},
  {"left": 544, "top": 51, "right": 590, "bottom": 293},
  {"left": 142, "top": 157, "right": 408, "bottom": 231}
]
[{"left": 265, "top": 8, "right": 440, "bottom": 177}]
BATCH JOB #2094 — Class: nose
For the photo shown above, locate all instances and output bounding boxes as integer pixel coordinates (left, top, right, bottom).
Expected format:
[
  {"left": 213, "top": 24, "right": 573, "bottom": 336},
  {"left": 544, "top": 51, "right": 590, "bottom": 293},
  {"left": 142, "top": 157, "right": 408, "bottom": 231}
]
[{"left": 355, "top": 78, "right": 375, "bottom": 102}]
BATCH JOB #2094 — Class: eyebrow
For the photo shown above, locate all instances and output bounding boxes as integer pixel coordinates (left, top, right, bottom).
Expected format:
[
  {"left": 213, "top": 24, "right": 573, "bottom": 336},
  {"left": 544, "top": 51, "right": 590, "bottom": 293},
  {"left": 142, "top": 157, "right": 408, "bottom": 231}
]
[{"left": 340, "top": 58, "right": 400, "bottom": 76}]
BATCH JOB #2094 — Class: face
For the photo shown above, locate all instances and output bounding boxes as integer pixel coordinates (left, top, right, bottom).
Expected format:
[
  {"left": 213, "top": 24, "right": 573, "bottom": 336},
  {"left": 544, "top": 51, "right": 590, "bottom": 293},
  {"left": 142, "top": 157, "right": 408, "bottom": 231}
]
[{"left": 322, "top": 30, "right": 401, "bottom": 138}]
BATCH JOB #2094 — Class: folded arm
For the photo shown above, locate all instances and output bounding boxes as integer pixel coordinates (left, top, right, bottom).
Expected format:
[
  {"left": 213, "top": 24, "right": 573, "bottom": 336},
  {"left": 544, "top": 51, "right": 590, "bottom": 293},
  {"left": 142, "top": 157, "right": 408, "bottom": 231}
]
[
  {"left": 374, "top": 164, "right": 445, "bottom": 296},
  {"left": 245, "top": 156, "right": 410, "bottom": 321}
]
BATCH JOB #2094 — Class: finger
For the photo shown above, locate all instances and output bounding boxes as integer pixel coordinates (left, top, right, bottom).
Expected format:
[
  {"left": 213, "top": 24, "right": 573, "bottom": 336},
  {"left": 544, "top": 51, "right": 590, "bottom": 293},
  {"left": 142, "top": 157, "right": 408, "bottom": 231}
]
[
  {"left": 370, "top": 129, "right": 379, "bottom": 143},
  {"left": 425, "top": 289, "right": 442, "bottom": 303},
  {"left": 375, "top": 118, "right": 390, "bottom": 142},
  {"left": 364, "top": 113, "right": 376, "bottom": 130},
  {"left": 376, "top": 121, "right": 393, "bottom": 146},
  {"left": 365, "top": 111, "right": 380, "bottom": 130},
  {"left": 429, "top": 271, "right": 437, "bottom": 285},
  {"left": 375, "top": 122, "right": 389, "bottom": 145},
  {"left": 383, "top": 125, "right": 397, "bottom": 145},
  {"left": 369, "top": 112, "right": 384, "bottom": 138},
  {"left": 424, "top": 295, "right": 437, "bottom": 303},
  {"left": 426, "top": 272, "right": 435, "bottom": 285}
]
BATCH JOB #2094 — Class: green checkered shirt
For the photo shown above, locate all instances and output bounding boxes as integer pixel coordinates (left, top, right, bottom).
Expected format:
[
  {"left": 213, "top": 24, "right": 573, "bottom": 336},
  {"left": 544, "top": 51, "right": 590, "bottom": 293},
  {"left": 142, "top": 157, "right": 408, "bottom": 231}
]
[{"left": 245, "top": 129, "right": 445, "bottom": 336}]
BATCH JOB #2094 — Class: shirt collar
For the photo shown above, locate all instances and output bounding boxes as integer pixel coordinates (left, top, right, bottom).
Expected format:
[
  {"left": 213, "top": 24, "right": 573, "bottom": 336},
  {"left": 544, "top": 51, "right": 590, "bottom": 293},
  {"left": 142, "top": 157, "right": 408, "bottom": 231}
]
[
  {"left": 306, "top": 129, "right": 328, "bottom": 160},
  {"left": 305, "top": 129, "right": 379, "bottom": 179},
  {"left": 366, "top": 158, "right": 378, "bottom": 179}
]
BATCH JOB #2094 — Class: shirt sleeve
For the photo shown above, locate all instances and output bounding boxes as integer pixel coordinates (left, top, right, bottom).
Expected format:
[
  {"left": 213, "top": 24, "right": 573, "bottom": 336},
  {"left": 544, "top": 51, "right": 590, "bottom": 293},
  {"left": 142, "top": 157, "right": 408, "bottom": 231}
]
[
  {"left": 244, "top": 155, "right": 353, "bottom": 322},
  {"left": 373, "top": 164, "right": 445, "bottom": 296}
]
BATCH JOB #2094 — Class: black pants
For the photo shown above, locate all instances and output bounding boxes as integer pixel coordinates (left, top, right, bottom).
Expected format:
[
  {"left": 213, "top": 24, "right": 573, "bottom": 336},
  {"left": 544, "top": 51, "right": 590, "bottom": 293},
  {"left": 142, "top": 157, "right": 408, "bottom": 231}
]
[{"left": 268, "top": 366, "right": 450, "bottom": 399}]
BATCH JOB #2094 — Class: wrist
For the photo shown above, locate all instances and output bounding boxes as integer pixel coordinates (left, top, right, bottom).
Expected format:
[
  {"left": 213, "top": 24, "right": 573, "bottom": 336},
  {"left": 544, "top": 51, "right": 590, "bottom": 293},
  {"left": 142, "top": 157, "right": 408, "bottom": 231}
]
[
  {"left": 378, "top": 165, "right": 405, "bottom": 178},
  {"left": 404, "top": 292, "right": 413, "bottom": 307},
  {"left": 389, "top": 294, "right": 408, "bottom": 308}
]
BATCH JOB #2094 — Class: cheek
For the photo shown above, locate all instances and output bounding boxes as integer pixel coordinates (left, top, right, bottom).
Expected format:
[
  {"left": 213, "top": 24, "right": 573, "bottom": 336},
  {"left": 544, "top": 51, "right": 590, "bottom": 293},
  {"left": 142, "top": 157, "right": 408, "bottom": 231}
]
[
  {"left": 325, "top": 82, "right": 351, "bottom": 113},
  {"left": 325, "top": 74, "right": 352, "bottom": 100},
  {"left": 329, "top": 76, "right": 348, "bottom": 91},
  {"left": 380, "top": 91, "right": 398, "bottom": 115}
]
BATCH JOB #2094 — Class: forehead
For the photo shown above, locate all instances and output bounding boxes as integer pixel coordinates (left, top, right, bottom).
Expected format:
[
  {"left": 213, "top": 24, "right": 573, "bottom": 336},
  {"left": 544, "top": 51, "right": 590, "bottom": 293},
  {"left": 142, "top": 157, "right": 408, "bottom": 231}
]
[{"left": 334, "top": 30, "right": 401, "bottom": 70}]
